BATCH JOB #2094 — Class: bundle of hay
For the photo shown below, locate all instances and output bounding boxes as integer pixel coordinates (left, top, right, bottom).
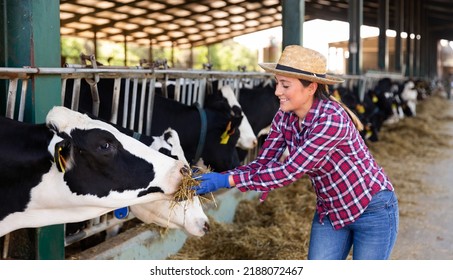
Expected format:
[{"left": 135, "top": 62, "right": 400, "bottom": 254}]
[{"left": 172, "top": 166, "right": 213, "bottom": 207}]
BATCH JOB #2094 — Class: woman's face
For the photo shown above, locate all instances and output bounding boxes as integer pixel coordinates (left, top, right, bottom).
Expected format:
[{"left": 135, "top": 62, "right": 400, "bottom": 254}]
[{"left": 274, "top": 75, "right": 317, "bottom": 118}]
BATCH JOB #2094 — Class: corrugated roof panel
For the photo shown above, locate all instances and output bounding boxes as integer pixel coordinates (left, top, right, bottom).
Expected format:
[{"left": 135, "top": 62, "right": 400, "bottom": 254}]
[{"left": 59, "top": 0, "right": 453, "bottom": 48}]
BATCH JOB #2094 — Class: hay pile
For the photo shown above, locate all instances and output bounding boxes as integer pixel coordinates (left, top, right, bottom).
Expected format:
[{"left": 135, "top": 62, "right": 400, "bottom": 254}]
[{"left": 168, "top": 93, "right": 453, "bottom": 260}]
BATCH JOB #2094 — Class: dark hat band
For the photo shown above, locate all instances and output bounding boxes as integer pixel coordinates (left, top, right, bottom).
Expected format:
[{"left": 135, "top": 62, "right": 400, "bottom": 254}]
[{"left": 276, "top": 64, "right": 326, "bottom": 78}]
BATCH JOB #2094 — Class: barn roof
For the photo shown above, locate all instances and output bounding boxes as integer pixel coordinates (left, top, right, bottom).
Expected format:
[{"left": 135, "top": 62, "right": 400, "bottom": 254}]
[{"left": 60, "top": 0, "right": 453, "bottom": 48}]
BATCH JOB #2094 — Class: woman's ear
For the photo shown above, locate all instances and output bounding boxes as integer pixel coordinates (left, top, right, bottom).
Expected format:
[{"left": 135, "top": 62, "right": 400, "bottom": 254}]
[{"left": 308, "top": 82, "right": 318, "bottom": 96}]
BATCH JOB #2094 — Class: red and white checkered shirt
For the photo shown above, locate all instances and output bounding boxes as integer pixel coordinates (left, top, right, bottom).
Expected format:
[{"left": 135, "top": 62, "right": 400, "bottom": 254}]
[{"left": 230, "top": 98, "right": 394, "bottom": 229}]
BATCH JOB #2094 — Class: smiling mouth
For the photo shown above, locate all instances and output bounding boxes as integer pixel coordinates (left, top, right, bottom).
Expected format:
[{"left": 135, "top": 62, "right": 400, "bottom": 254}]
[{"left": 279, "top": 98, "right": 289, "bottom": 103}]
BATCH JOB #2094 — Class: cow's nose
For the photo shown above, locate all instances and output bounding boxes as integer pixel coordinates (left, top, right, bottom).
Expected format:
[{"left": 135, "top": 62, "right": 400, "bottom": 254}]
[
  {"left": 180, "top": 165, "right": 190, "bottom": 176},
  {"left": 203, "top": 222, "right": 210, "bottom": 233}
]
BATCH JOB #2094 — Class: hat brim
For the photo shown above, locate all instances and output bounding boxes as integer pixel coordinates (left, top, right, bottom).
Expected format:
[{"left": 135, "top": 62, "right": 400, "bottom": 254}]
[{"left": 259, "top": 63, "right": 344, "bottom": 85}]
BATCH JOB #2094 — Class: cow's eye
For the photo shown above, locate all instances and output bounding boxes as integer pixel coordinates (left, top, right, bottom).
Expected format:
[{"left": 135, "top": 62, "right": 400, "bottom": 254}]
[{"left": 99, "top": 142, "right": 110, "bottom": 150}]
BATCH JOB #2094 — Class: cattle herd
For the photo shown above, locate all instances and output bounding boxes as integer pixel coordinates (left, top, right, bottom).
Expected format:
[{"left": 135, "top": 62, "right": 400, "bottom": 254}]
[
  {"left": 333, "top": 77, "right": 430, "bottom": 142},
  {"left": 0, "top": 72, "right": 436, "bottom": 259}
]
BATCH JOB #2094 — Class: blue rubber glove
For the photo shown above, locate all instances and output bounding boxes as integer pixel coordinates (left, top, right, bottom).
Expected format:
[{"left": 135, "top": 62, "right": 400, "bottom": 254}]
[{"left": 193, "top": 172, "right": 231, "bottom": 195}]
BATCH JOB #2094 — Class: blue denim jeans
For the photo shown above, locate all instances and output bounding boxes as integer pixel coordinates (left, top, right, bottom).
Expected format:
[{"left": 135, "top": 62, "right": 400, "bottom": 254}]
[{"left": 308, "top": 190, "right": 399, "bottom": 260}]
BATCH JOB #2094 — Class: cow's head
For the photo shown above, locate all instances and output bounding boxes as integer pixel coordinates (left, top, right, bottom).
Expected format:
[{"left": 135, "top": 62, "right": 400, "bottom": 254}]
[
  {"left": 132, "top": 127, "right": 209, "bottom": 237},
  {"left": 46, "top": 106, "right": 187, "bottom": 205},
  {"left": 219, "top": 85, "right": 257, "bottom": 150},
  {"left": 202, "top": 94, "right": 243, "bottom": 172}
]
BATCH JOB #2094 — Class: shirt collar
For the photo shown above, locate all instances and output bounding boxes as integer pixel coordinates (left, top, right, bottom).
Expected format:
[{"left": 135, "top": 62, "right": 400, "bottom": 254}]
[{"left": 300, "top": 98, "right": 322, "bottom": 128}]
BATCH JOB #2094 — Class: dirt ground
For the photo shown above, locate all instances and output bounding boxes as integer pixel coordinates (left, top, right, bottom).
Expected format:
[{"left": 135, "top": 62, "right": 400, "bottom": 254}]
[
  {"left": 168, "top": 90, "right": 453, "bottom": 260},
  {"left": 390, "top": 97, "right": 453, "bottom": 260}
]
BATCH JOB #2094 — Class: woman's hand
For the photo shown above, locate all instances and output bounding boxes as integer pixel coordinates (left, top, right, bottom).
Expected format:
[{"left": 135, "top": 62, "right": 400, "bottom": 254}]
[{"left": 193, "top": 172, "right": 231, "bottom": 195}]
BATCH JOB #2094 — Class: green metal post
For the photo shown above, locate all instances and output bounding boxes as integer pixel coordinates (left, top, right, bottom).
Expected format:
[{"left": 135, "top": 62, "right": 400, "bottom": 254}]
[
  {"left": 2, "top": 0, "right": 63, "bottom": 259},
  {"left": 348, "top": 0, "right": 363, "bottom": 75},
  {"left": 281, "top": 0, "right": 305, "bottom": 48},
  {"left": 378, "top": 0, "right": 389, "bottom": 71}
]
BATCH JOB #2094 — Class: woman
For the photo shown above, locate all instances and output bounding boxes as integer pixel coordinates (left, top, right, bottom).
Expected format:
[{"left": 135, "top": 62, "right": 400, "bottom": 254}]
[{"left": 193, "top": 45, "right": 399, "bottom": 260}]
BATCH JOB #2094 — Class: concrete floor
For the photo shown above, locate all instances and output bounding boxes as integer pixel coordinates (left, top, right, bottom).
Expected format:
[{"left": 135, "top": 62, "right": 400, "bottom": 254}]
[{"left": 391, "top": 102, "right": 453, "bottom": 260}]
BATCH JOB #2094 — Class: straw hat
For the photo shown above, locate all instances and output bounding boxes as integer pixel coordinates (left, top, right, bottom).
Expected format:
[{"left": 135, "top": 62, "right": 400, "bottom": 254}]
[{"left": 259, "top": 45, "right": 344, "bottom": 85}]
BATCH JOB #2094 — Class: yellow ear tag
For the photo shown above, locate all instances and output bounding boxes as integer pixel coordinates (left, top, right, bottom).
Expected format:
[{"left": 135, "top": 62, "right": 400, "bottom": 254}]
[
  {"left": 356, "top": 104, "right": 365, "bottom": 114},
  {"left": 333, "top": 90, "right": 341, "bottom": 101},
  {"left": 220, "top": 121, "right": 232, "bottom": 144},
  {"left": 372, "top": 96, "right": 379, "bottom": 103},
  {"left": 58, "top": 146, "right": 66, "bottom": 173}
]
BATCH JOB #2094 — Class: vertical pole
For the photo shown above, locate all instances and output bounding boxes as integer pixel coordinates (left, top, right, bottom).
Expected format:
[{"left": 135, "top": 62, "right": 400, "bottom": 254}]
[
  {"left": 404, "top": 0, "right": 413, "bottom": 77},
  {"left": 394, "top": 0, "right": 403, "bottom": 73},
  {"left": 0, "top": 0, "right": 7, "bottom": 115},
  {"left": 281, "top": 0, "right": 305, "bottom": 48},
  {"left": 171, "top": 42, "right": 175, "bottom": 67},
  {"left": 1, "top": 0, "right": 62, "bottom": 259},
  {"left": 419, "top": 2, "right": 429, "bottom": 78},
  {"left": 148, "top": 39, "right": 153, "bottom": 63},
  {"left": 348, "top": 0, "right": 363, "bottom": 75},
  {"left": 93, "top": 28, "right": 98, "bottom": 61},
  {"left": 413, "top": 0, "right": 421, "bottom": 77},
  {"left": 378, "top": 0, "right": 389, "bottom": 71},
  {"left": 124, "top": 34, "right": 128, "bottom": 66},
  {"left": 189, "top": 46, "right": 194, "bottom": 69}
]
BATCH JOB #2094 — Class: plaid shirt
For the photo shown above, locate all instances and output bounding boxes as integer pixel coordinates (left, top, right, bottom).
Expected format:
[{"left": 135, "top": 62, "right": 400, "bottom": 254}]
[{"left": 230, "top": 98, "right": 394, "bottom": 229}]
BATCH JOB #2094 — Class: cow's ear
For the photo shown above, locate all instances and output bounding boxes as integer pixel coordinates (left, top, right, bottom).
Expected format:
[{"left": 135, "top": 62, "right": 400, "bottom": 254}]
[
  {"left": 54, "top": 139, "right": 72, "bottom": 173},
  {"left": 47, "top": 123, "right": 71, "bottom": 140},
  {"left": 47, "top": 123, "right": 58, "bottom": 133},
  {"left": 230, "top": 106, "right": 243, "bottom": 127},
  {"left": 231, "top": 105, "right": 242, "bottom": 117}
]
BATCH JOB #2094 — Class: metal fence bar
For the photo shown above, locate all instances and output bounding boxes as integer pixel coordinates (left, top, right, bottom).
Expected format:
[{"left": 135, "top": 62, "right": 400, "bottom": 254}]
[
  {"left": 61, "top": 78, "right": 68, "bottom": 106},
  {"left": 122, "top": 78, "right": 131, "bottom": 128},
  {"left": 129, "top": 78, "right": 139, "bottom": 131},
  {"left": 174, "top": 78, "right": 182, "bottom": 102},
  {"left": 110, "top": 77, "right": 122, "bottom": 124},
  {"left": 145, "top": 78, "right": 156, "bottom": 136},
  {"left": 6, "top": 78, "right": 18, "bottom": 119},
  {"left": 18, "top": 79, "right": 28, "bottom": 122},
  {"left": 1, "top": 67, "right": 274, "bottom": 80},
  {"left": 71, "top": 78, "right": 81, "bottom": 111},
  {"left": 138, "top": 77, "right": 147, "bottom": 134},
  {"left": 181, "top": 78, "right": 188, "bottom": 104},
  {"left": 89, "top": 81, "right": 100, "bottom": 117}
]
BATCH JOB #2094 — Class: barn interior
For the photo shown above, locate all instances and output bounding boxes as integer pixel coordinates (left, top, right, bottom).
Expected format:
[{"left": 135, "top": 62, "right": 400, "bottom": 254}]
[{"left": 1, "top": 0, "right": 453, "bottom": 261}]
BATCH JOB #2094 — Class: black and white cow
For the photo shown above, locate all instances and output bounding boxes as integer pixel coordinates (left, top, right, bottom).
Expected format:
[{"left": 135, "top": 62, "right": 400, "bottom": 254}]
[
  {"left": 63, "top": 120, "right": 209, "bottom": 238},
  {"left": 234, "top": 82, "right": 280, "bottom": 161},
  {"left": 0, "top": 106, "right": 187, "bottom": 237},
  {"left": 400, "top": 80, "right": 418, "bottom": 116},
  {"left": 152, "top": 93, "right": 242, "bottom": 172},
  {"left": 238, "top": 82, "right": 279, "bottom": 135},
  {"left": 218, "top": 85, "right": 257, "bottom": 150},
  {"left": 332, "top": 85, "right": 383, "bottom": 142},
  {"left": 157, "top": 81, "right": 257, "bottom": 151},
  {"left": 332, "top": 77, "right": 411, "bottom": 142}
]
